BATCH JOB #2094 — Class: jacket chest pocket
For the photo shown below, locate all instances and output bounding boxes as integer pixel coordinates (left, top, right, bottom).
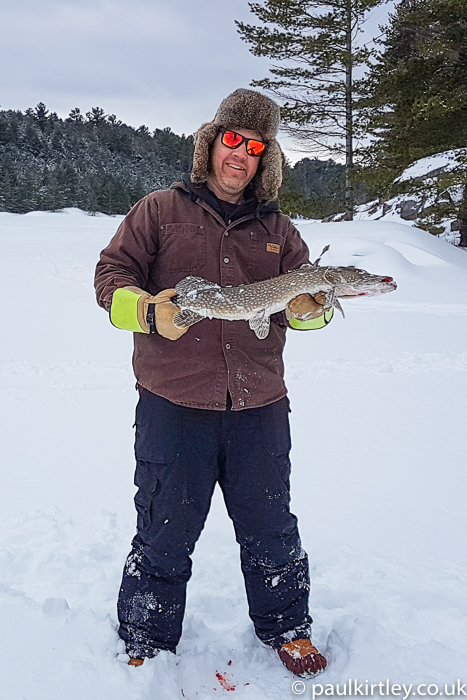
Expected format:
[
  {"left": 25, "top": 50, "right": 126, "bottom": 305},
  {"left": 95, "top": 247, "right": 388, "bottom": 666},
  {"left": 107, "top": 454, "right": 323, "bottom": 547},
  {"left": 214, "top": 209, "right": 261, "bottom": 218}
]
[
  {"left": 158, "top": 223, "right": 206, "bottom": 273},
  {"left": 248, "top": 231, "right": 284, "bottom": 281}
]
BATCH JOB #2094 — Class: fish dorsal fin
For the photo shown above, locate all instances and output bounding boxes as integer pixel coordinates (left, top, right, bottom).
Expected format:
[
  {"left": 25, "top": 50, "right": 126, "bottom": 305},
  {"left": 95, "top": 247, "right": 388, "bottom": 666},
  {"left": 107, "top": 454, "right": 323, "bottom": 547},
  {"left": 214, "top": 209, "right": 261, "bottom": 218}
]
[
  {"left": 173, "top": 309, "right": 204, "bottom": 327},
  {"left": 248, "top": 311, "right": 271, "bottom": 339},
  {"left": 287, "top": 263, "right": 315, "bottom": 273},
  {"left": 312, "top": 244, "right": 330, "bottom": 266},
  {"left": 175, "top": 276, "right": 220, "bottom": 296}
]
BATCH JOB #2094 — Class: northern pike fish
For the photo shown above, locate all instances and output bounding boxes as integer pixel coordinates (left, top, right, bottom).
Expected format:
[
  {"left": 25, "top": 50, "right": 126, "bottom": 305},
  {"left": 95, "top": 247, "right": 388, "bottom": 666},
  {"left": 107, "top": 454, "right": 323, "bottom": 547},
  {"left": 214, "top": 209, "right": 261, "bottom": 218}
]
[{"left": 172, "top": 246, "right": 397, "bottom": 339}]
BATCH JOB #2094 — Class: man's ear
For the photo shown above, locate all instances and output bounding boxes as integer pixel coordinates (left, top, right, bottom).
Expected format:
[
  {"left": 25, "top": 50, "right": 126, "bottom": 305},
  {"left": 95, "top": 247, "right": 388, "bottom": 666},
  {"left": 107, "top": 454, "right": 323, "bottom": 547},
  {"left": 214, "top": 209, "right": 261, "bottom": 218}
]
[{"left": 191, "top": 122, "right": 219, "bottom": 184}]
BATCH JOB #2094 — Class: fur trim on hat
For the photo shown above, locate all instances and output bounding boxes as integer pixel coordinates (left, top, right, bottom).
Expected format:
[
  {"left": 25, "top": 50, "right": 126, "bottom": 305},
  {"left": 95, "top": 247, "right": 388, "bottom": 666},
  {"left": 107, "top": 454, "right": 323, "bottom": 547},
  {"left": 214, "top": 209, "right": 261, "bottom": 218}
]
[{"left": 191, "top": 88, "right": 283, "bottom": 202}]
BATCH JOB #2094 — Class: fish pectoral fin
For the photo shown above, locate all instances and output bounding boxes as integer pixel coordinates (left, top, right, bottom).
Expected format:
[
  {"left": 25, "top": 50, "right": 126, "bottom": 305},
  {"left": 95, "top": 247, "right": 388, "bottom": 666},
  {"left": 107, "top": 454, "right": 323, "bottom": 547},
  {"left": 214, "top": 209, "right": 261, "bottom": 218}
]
[
  {"left": 324, "top": 288, "right": 345, "bottom": 319},
  {"left": 333, "top": 298, "right": 345, "bottom": 318},
  {"left": 173, "top": 309, "right": 204, "bottom": 328},
  {"left": 248, "top": 312, "right": 271, "bottom": 339}
]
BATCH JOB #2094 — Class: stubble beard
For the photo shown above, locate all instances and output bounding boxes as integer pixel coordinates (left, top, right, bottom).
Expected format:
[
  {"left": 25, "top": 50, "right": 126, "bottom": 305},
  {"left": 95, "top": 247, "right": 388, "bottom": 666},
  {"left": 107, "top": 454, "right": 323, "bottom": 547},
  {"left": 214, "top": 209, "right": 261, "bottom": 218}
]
[{"left": 209, "top": 166, "right": 249, "bottom": 199}]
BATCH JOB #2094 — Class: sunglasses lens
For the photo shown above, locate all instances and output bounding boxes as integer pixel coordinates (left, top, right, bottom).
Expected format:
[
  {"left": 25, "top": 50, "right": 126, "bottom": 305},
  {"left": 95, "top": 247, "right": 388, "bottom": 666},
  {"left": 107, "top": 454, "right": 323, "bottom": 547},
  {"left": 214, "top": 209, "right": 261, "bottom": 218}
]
[
  {"left": 221, "top": 129, "right": 266, "bottom": 156},
  {"left": 246, "top": 140, "right": 266, "bottom": 156},
  {"left": 222, "top": 130, "right": 243, "bottom": 148}
]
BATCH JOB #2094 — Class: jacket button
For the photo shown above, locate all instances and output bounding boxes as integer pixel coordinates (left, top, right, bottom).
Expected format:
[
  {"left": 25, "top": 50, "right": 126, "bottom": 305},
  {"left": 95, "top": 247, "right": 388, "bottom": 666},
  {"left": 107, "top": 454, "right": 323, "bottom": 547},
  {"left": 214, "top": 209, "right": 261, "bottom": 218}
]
[
  {"left": 224, "top": 231, "right": 229, "bottom": 236},
  {"left": 224, "top": 257, "right": 230, "bottom": 264},
  {"left": 225, "top": 343, "right": 231, "bottom": 350}
]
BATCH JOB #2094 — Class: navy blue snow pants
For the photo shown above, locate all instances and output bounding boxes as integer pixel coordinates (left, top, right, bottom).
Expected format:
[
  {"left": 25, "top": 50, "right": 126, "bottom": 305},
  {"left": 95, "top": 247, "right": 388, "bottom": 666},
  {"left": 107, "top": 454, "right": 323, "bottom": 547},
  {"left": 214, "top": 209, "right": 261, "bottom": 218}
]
[{"left": 117, "top": 389, "right": 312, "bottom": 658}]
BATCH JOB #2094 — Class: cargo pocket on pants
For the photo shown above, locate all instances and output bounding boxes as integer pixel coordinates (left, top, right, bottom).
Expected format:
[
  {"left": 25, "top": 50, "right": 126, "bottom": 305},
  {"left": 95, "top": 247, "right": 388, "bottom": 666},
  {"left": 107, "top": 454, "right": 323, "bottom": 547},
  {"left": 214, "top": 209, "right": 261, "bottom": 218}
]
[{"left": 134, "top": 460, "right": 161, "bottom": 533}]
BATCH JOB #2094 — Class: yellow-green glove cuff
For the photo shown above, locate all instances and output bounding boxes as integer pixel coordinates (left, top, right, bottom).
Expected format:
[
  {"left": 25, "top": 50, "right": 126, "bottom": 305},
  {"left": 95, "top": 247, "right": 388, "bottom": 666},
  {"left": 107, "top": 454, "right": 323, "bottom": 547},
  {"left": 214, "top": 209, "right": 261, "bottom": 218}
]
[
  {"left": 110, "top": 287, "right": 147, "bottom": 333},
  {"left": 289, "top": 307, "right": 334, "bottom": 330}
]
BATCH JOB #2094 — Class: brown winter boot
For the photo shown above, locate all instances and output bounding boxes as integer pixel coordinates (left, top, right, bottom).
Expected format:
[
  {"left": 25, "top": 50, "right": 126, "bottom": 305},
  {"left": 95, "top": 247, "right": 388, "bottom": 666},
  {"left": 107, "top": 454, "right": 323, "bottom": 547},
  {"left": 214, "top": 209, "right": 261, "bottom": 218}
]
[
  {"left": 128, "top": 657, "right": 144, "bottom": 667},
  {"left": 277, "top": 638, "right": 327, "bottom": 677}
]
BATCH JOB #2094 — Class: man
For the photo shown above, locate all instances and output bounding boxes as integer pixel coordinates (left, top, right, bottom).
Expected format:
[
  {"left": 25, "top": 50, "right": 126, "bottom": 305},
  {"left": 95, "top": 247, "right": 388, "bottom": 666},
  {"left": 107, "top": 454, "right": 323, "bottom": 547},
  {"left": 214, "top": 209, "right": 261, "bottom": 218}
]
[{"left": 94, "top": 89, "right": 332, "bottom": 677}]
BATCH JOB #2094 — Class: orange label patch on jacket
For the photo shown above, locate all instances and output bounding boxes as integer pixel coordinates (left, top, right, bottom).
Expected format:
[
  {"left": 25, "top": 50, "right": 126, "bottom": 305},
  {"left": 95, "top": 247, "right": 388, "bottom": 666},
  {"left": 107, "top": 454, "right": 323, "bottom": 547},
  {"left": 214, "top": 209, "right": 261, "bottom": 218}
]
[{"left": 266, "top": 243, "right": 281, "bottom": 254}]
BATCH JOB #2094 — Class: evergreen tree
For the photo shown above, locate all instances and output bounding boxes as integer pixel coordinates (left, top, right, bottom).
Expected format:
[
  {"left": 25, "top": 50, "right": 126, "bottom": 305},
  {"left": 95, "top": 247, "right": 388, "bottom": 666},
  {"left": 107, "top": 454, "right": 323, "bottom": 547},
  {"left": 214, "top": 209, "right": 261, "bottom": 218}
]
[
  {"left": 33, "top": 102, "right": 49, "bottom": 133},
  {"left": 356, "top": 0, "right": 467, "bottom": 241},
  {"left": 236, "top": 0, "right": 384, "bottom": 219},
  {"left": 363, "top": 0, "right": 467, "bottom": 181},
  {"left": 456, "top": 185, "right": 467, "bottom": 247},
  {"left": 66, "top": 108, "right": 84, "bottom": 124},
  {"left": 86, "top": 107, "right": 107, "bottom": 127}
]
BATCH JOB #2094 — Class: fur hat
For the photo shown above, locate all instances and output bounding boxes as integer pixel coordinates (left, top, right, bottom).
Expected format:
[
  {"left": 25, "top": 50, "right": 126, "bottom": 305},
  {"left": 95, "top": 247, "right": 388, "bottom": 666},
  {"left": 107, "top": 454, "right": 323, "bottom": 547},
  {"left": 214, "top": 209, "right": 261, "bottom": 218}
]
[{"left": 191, "top": 88, "right": 283, "bottom": 202}]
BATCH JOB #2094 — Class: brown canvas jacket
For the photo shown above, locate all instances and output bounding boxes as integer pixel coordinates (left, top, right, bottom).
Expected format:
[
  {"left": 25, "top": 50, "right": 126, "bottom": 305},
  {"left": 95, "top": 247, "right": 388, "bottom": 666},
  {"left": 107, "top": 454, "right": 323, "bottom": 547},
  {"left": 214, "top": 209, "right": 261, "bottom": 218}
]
[{"left": 94, "top": 181, "right": 310, "bottom": 410}]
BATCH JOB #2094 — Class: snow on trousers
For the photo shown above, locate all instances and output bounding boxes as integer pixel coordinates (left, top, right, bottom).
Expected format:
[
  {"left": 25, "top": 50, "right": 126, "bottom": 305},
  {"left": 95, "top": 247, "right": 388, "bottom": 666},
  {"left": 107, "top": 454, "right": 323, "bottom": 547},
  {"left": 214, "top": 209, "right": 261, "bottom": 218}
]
[{"left": 117, "top": 389, "right": 312, "bottom": 658}]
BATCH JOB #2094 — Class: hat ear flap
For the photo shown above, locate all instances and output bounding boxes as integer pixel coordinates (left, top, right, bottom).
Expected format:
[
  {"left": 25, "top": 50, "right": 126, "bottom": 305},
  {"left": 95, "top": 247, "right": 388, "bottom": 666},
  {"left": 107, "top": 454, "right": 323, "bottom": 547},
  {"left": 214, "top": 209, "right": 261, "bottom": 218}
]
[
  {"left": 191, "top": 122, "right": 218, "bottom": 184},
  {"left": 253, "top": 140, "right": 283, "bottom": 202}
]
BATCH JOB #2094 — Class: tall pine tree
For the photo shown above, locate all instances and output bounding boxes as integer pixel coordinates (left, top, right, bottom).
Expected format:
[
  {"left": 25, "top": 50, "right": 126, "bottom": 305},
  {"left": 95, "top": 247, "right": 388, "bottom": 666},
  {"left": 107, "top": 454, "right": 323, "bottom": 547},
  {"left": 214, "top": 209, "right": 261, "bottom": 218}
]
[{"left": 236, "top": 0, "right": 384, "bottom": 219}]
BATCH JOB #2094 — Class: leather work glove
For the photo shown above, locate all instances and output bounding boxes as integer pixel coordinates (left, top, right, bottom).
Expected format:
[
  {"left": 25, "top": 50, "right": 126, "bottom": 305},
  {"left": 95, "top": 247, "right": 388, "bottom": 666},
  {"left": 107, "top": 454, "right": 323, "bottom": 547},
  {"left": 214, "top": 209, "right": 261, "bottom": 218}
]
[
  {"left": 133, "top": 287, "right": 189, "bottom": 340},
  {"left": 286, "top": 292, "right": 327, "bottom": 321}
]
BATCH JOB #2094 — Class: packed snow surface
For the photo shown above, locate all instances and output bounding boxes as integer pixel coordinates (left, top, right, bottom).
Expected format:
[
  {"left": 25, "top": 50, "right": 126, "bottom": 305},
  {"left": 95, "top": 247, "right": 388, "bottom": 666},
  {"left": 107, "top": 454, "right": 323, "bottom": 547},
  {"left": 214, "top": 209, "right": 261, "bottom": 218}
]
[{"left": 0, "top": 210, "right": 466, "bottom": 699}]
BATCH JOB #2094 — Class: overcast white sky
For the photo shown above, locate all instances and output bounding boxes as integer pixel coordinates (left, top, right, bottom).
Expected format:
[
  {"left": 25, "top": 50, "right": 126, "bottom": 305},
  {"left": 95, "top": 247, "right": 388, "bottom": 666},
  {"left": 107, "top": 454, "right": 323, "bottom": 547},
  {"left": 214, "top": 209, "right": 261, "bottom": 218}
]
[{"left": 0, "top": 0, "right": 394, "bottom": 162}]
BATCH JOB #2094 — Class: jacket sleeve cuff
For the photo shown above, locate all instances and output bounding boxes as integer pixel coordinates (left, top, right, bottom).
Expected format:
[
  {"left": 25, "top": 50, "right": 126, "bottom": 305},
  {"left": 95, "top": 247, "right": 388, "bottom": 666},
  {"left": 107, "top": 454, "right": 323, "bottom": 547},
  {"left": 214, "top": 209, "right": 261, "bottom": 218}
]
[
  {"left": 110, "top": 287, "right": 149, "bottom": 333},
  {"left": 288, "top": 307, "right": 334, "bottom": 331}
]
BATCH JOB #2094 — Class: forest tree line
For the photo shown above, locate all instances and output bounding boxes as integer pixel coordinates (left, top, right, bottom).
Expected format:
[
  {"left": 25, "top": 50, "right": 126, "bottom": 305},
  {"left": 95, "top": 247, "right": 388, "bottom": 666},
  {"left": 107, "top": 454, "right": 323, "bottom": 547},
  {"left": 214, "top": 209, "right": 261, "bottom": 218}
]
[
  {"left": 0, "top": 105, "right": 195, "bottom": 216},
  {"left": 0, "top": 103, "right": 346, "bottom": 218}
]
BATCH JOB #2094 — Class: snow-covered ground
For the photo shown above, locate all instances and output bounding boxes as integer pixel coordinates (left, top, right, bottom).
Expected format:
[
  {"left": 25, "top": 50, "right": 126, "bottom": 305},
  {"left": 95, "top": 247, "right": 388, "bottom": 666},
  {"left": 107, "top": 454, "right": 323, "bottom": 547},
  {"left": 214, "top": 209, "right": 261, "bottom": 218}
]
[{"left": 0, "top": 209, "right": 466, "bottom": 699}]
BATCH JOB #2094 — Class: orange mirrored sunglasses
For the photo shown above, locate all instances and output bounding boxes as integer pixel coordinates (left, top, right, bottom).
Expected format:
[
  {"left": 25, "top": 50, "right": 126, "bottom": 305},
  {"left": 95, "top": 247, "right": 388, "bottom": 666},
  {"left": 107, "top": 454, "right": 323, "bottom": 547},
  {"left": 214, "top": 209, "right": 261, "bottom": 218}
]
[{"left": 219, "top": 128, "right": 268, "bottom": 157}]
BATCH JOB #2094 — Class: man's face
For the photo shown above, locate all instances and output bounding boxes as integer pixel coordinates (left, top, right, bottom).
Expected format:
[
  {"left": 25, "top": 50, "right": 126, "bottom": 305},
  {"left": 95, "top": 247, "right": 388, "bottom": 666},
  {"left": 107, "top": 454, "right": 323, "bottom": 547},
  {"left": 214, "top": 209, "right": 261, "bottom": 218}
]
[{"left": 206, "top": 127, "right": 263, "bottom": 202}]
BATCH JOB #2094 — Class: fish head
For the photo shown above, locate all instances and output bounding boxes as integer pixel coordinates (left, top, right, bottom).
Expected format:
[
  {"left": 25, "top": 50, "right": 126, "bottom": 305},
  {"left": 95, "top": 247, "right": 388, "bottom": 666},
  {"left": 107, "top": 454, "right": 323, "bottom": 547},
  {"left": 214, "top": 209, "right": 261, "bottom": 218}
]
[{"left": 327, "top": 267, "right": 397, "bottom": 297}]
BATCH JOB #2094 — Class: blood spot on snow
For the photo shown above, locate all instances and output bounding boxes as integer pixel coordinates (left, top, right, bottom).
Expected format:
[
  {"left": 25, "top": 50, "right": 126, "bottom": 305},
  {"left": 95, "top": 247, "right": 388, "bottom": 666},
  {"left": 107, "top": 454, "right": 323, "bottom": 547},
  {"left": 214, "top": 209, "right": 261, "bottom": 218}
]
[{"left": 216, "top": 671, "right": 237, "bottom": 691}]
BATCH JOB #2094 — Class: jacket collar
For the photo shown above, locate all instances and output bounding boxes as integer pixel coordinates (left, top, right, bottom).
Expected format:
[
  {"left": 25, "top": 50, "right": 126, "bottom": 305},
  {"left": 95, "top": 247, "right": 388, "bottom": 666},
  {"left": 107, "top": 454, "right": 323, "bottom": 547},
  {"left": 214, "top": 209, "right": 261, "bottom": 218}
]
[{"left": 173, "top": 174, "right": 279, "bottom": 224}]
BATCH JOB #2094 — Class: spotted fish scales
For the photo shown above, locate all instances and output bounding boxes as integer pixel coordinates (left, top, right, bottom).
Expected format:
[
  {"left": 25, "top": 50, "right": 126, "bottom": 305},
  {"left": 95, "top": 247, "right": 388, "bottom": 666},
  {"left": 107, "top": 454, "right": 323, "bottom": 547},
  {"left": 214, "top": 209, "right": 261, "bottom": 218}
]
[{"left": 173, "top": 248, "right": 397, "bottom": 339}]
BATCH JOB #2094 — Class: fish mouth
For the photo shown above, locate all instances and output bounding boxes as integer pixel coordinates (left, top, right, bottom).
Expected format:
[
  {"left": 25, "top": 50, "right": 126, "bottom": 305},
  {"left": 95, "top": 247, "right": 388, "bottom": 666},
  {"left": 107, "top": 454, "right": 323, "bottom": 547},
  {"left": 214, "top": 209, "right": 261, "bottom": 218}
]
[
  {"left": 340, "top": 292, "right": 367, "bottom": 298},
  {"left": 339, "top": 277, "right": 397, "bottom": 298},
  {"left": 338, "top": 289, "right": 371, "bottom": 297},
  {"left": 378, "top": 277, "right": 397, "bottom": 293}
]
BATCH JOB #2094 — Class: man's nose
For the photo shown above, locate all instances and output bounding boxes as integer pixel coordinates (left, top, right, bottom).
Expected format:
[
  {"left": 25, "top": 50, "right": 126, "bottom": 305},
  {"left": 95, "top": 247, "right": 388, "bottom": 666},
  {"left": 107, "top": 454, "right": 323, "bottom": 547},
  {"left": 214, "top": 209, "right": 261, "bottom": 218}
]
[{"left": 234, "top": 143, "right": 250, "bottom": 159}]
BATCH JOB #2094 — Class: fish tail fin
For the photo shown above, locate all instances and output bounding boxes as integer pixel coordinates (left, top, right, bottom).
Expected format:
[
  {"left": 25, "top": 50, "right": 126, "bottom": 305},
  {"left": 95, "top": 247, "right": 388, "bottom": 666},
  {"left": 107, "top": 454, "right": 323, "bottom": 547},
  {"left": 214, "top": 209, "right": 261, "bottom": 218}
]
[{"left": 173, "top": 309, "right": 204, "bottom": 328}]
